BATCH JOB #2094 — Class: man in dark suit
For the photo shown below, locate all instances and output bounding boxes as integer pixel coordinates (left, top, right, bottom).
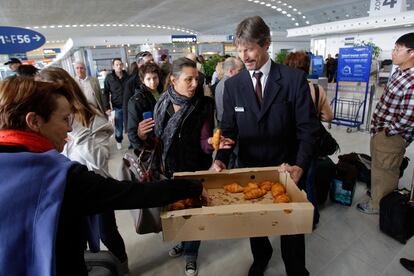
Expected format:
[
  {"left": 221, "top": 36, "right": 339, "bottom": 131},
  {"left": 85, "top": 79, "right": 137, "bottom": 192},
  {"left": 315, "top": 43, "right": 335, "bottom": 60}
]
[{"left": 213, "top": 16, "right": 320, "bottom": 276}]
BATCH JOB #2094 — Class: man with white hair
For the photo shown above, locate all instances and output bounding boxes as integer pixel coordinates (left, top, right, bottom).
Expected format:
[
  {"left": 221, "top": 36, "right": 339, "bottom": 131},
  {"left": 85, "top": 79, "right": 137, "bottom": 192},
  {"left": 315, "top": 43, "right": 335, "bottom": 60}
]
[
  {"left": 74, "top": 61, "right": 106, "bottom": 115},
  {"left": 215, "top": 57, "right": 244, "bottom": 124}
]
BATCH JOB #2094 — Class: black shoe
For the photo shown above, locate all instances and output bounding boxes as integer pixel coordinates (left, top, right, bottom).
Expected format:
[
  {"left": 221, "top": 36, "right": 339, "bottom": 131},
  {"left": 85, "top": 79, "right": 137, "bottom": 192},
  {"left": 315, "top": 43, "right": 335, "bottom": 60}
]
[
  {"left": 248, "top": 262, "right": 267, "bottom": 276},
  {"left": 400, "top": 258, "right": 414, "bottom": 273}
]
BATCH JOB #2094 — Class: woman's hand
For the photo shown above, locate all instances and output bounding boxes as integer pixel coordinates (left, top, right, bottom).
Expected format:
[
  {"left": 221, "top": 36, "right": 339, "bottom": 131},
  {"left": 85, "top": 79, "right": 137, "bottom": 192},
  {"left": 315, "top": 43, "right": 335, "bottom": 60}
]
[
  {"left": 137, "top": 118, "right": 155, "bottom": 140},
  {"left": 277, "top": 163, "right": 303, "bottom": 185}
]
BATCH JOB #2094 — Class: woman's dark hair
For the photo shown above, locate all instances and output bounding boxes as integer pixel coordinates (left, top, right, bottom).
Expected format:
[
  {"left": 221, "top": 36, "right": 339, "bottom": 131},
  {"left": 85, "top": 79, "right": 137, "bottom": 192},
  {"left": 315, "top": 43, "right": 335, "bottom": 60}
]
[
  {"left": 0, "top": 76, "right": 72, "bottom": 130},
  {"left": 138, "top": 63, "right": 161, "bottom": 82},
  {"left": 171, "top": 57, "right": 196, "bottom": 78},
  {"left": 129, "top": 62, "right": 138, "bottom": 75},
  {"left": 284, "top": 52, "right": 310, "bottom": 74}
]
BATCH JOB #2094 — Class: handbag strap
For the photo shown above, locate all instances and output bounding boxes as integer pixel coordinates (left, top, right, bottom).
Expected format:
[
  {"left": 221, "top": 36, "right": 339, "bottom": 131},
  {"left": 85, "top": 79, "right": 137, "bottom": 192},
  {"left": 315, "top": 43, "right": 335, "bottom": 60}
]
[{"left": 313, "top": 84, "right": 321, "bottom": 120}]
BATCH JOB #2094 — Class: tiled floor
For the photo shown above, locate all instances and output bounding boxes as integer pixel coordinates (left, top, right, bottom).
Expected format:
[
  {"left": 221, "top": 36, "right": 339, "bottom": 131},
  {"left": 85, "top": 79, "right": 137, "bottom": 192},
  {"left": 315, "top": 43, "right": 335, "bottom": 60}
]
[{"left": 107, "top": 124, "right": 414, "bottom": 276}]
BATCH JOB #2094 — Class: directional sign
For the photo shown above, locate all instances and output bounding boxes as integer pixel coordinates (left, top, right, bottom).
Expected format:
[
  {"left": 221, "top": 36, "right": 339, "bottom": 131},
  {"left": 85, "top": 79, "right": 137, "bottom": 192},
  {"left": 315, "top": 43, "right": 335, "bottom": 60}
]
[
  {"left": 0, "top": 26, "right": 46, "bottom": 54},
  {"left": 171, "top": 35, "right": 197, "bottom": 43}
]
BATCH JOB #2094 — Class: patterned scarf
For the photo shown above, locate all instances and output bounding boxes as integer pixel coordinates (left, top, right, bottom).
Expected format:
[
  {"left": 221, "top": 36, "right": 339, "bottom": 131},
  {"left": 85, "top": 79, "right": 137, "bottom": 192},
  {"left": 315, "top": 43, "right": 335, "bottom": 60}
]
[{"left": 154, "top": 86, "right": 194, "bottom": 164}]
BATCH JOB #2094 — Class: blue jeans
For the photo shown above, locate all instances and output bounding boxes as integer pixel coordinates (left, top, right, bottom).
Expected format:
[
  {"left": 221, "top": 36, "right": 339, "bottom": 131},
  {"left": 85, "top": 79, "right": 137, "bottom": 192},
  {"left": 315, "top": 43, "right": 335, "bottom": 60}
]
[
  {"left": 182, "top": 240, "right": 200, "bottom": 262},
  {"left": 114, "top": 107, "right": 123, "bottom": 143}
]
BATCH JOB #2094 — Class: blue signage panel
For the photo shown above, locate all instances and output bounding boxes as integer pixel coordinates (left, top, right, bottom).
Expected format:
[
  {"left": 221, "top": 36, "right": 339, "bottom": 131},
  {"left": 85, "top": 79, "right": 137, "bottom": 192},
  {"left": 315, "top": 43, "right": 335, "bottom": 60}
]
[
  {"left": 43, "top": 48, "right": 61, "bottom": 59},
  {"left": 0, "top": 26, "right": 46, "bottom": 54},
  {"left": 10, "top": 53, "right": 28, "bottom": 61},
  {"left": 171, "top": 35, "right": 197, "bottom": 43},
  {"left": 337, "top": 46, "right": 372, "bottom": 82},
  {"left": 309, "top": 55, "right": 324, "bottom": 79}
]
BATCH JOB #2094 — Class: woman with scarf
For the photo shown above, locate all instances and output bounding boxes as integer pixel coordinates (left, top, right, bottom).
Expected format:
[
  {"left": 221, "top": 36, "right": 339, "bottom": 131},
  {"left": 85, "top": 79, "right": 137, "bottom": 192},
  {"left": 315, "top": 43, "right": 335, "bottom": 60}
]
[
  {"left": 37, "top": 67, "right": 129, "bottom": 272},
  {"left": 0, "top": 76, "right": 205, "bottom": 276},
  {"left": 154, "top": 57, "right": 233, "bottom": 276}
]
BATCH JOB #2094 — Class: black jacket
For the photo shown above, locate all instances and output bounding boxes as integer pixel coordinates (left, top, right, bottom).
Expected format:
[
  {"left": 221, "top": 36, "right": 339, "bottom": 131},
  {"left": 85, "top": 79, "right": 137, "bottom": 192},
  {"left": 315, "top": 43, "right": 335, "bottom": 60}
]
[
  {"left": 123, "top": 74, "right": 141, "bottom": 129},
  {"left": 162, "top": 96, "right": 215, "bottom": 178},
  {"left": 216, "top": 61, "right": 320, "bottom": 172},
  {"left": 103, "top": 70, "right": 129, "bottom": 109},
  {"left": 127, "top": 85, "right": 157, "bottom": 149},
  {"left": 0, "top": 145, "right": 202, "bottom": 276}
]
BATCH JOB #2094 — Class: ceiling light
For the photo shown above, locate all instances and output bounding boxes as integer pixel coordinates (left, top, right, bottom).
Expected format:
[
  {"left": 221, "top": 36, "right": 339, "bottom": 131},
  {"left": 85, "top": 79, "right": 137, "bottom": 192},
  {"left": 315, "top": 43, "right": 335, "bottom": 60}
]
[
  {"left": 260, "top": 2, "right": 266, "bottom": 4},
  {"left": 65, "top": 25, "right": 71, "bottom": 27},
  {"left": 287, "top": 14, "right": 291, "bottom": 17},
  {"left": 298, "top": 11, "right": 302, "bottom": 15},
  {"left": 42, "top": 26, "right": 47, "bottom": 28},
  {"left": 49, "top": 25, "right": 55, "bottom": 28},
  {"left": 277, "top": 8, "right": 282, "bottom": 11},
  {"left": 254, "top": 0, "right": 259, "bottom": 3},
  {"left": 306, "top": 21, "right": 310, "bottom": 24},
  {"left": 266, "top": 3, "right": 271, "bottom": 6},
  {"left": 72, "top": 25, "right": 77, "bottom": 27},
  {"left": 302, "top": 16, "right": 306, "bottom": 19},
  {"left": 271, "top": 5, "right": 277, "bottom": 8},
  {"left": 345, "top": 14, "right": 349, "bottom": 17},
  {"left": 293, "top": 8, "right": 297, "bottom": 11},
  {"left": 292, "top": 18, "right": 295, "bottom": 20},
  {"left": 106, "top": 24, "right": 111, "bottom": 27},
  {"left": 112, "top": 24, "right": 117, "bottom": 27},
  {"left": 288, "top": 5, "right": 292, "bottom": 8},
  {"left": 295, "top": 23, "right": 299, "bottom": 26},
  {"left": 79, "top": 24, "right": 84, "bottom": 27},
  {"left": 283, "top": 3, "right": 287, "bottom": 5},
  {"left": 86, "top": 24, "right": 91, "bottom": 27},
  {"left": 282, "top": 10, "right": 287, "bottom": 14}
]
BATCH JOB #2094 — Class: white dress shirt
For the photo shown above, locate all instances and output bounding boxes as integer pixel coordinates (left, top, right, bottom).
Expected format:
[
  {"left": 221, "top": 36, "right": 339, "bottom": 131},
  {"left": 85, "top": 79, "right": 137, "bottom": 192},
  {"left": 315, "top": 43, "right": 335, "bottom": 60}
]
[
  {"left": 77, "top": 76, "right": 98, "bottom": 108},
  {"left": 248, "top": 57, "right": 271, "bottom": 97}
]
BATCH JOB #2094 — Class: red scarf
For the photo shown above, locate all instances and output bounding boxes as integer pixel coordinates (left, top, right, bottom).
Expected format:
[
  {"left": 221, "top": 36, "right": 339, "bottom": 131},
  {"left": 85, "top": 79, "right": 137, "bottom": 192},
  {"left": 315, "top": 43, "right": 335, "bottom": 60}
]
[{"left": 0, "top": 130, "right": 55, "bottom": 153}]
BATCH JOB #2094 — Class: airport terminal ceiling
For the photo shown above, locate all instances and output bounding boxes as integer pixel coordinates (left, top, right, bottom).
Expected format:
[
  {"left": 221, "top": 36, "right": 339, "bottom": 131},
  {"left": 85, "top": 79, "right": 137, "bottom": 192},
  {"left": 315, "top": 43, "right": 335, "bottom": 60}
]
[{"left": 1, "top": 0, "right": 413, "bottom": 41}]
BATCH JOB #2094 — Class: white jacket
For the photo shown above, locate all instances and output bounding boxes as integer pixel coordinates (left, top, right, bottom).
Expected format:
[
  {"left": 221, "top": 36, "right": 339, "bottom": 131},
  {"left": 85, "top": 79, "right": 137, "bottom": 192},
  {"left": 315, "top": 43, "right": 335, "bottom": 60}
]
[{"left": 63, "top": 115, "right": 114, "bottom": 177}]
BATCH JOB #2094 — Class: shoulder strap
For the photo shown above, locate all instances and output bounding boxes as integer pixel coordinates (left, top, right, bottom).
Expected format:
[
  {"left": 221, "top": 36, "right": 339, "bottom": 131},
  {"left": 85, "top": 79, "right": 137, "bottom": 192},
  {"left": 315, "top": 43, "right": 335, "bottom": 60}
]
[{"left": 313, "top": 84, "right": 321, "bottom": 119}]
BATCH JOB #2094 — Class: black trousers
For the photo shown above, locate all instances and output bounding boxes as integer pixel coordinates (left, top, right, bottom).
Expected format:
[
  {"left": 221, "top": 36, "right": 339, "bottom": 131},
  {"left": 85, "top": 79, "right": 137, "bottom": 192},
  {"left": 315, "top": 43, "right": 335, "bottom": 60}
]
[
  {"left": 250, "top": 235, "right": 309, "bottom": 276},
  {"left": 99, "top": 211, "right": 128, "bottom": 263}
]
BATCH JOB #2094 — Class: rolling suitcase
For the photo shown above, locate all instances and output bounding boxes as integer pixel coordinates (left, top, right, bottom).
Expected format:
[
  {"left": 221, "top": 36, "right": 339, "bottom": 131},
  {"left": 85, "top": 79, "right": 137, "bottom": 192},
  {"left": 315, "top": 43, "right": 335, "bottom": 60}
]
[
  {"left": 84, "top": 251, "right": 123, "bottom": 276},
  {"left": 379, "top": 169, "right": 414, "bottom": 244}
]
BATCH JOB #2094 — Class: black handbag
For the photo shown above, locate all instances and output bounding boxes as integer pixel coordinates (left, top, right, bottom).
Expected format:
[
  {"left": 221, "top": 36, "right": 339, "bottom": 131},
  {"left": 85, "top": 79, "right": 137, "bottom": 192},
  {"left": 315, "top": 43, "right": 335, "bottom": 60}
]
[{"left": 314, "top": 84, "right": 340, "bottom": 157}]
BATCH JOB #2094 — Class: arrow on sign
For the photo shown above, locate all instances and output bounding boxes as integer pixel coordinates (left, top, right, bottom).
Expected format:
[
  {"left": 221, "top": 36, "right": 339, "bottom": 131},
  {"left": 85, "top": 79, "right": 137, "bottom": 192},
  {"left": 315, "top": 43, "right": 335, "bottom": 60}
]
[{"left": 32, "top": 35, "right": 41, "bottom": 41}]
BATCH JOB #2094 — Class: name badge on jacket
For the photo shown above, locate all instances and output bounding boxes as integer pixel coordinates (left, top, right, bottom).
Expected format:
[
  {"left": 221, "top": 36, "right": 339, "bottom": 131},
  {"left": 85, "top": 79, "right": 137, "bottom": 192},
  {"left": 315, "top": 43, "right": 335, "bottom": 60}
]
[{"left": 235, "top": 106, "right": 245, "bottom": 112}]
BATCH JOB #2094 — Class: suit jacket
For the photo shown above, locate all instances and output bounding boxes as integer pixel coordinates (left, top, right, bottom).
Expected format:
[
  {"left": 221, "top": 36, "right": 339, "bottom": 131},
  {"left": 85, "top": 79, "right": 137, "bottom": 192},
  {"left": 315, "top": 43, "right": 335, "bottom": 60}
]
[
  {"left": 216, "top": 61, "right": 320, "bottom": 171},
  {"left": 76, "top": 77, "right": 106, "bottom": 115}
]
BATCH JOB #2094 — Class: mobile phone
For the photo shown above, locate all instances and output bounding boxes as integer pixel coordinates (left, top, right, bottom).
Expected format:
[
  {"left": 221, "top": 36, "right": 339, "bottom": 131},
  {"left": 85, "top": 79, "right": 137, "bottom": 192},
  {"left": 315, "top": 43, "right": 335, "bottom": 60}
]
[{"left": 143, "top": 111, "right": 153, "bottom": 120}]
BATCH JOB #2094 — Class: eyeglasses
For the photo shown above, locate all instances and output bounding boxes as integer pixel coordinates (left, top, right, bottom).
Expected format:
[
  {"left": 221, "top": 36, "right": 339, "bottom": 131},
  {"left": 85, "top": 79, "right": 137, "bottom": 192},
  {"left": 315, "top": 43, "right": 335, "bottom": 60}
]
[{"left": 393, "top": 47, "right": 413, "bottom": 53}]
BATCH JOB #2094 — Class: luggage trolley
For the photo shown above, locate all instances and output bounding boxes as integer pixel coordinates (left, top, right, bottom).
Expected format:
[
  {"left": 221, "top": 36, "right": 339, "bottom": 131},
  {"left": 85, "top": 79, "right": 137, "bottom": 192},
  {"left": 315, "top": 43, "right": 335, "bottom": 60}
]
[
  {"left": 329, "top": 46, "right": 372, "bottom": 133},
  {"left": 329, "top": 84, "right": 368, "bottom": 133}
]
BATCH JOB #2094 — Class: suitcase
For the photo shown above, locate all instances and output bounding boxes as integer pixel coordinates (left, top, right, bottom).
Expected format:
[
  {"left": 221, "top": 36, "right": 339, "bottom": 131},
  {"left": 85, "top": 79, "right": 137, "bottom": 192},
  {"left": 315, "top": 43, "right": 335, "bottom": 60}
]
[
  {"left": 84, "top": 251, "right": 123, "bottom": 276},
  {"left": 379, "top": 169, "right": 414, "bottom": 244}
]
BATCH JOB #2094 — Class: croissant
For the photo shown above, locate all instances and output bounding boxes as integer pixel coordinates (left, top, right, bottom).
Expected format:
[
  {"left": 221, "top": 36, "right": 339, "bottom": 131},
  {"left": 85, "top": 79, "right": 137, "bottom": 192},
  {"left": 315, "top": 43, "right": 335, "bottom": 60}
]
[
  {"left": 224, "top": 183, "right": 244, "bottom": 193},
  {"left": 244, "top": 182, "right": 259, "bottom": 194},
  {"left": 259, "top": 181, "right": 274, "bottom": 191},
  {"left": 212, "top": 128, "right": 221, "bottom": 151},
  {"left": 271, "top": 183, "right": 286, "bottom": 198},
  {"left": 274, "top": 193, "right": 290, "bottom": 203},
  {"left": 244, "top": 188, "right": 266, "bottom": 200}
]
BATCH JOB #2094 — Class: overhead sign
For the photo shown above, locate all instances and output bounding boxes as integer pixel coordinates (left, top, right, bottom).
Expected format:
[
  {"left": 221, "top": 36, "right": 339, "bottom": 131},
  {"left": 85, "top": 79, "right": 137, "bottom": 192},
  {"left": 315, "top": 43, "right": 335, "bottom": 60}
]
[
  {"left": 337, "top": 46, "right": 372, "bottom": 82},
  {"left": 43, "top": 48, "right": 61, "bottom": 59},
  {"left": 369, "top": 0, "right": 406, "bottom": 17},
  {"left": 10, "top": 53, "right": 28, "bottom": 61},
  {"left": 171, "top": 35, "right": 197, "bottom": 43},
  {"left": 0, "top": 26, "right": 46, "bottom": 54},
  {"left": 344, "top": 37, "right": 355, "bottom": 46},
  {"left": 227, "top": 35, "right": 234, "bottom": 42}
]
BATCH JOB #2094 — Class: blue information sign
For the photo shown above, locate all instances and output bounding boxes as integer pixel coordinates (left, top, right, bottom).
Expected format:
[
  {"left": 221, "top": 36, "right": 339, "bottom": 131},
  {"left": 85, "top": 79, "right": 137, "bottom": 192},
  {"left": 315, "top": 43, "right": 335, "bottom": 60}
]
[
  {"left": 309, "top": 55, "right": 324, "bottom": 79},
  {"left": 171, "top": 35, "right": 197, "bottom": 43},
  {"left": 337, "top": 46, "right": 372, "bottom": 82},
  {"left": 0, "top": 26, "right": 46, "bottom": 54}
]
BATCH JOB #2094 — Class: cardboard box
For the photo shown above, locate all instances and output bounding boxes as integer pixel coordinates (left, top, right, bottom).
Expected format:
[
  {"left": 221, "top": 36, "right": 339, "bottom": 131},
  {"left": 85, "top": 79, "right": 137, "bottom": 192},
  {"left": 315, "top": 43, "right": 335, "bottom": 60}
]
[{"left": 161, "top": 167, "right": 314, "bottom": 241}]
